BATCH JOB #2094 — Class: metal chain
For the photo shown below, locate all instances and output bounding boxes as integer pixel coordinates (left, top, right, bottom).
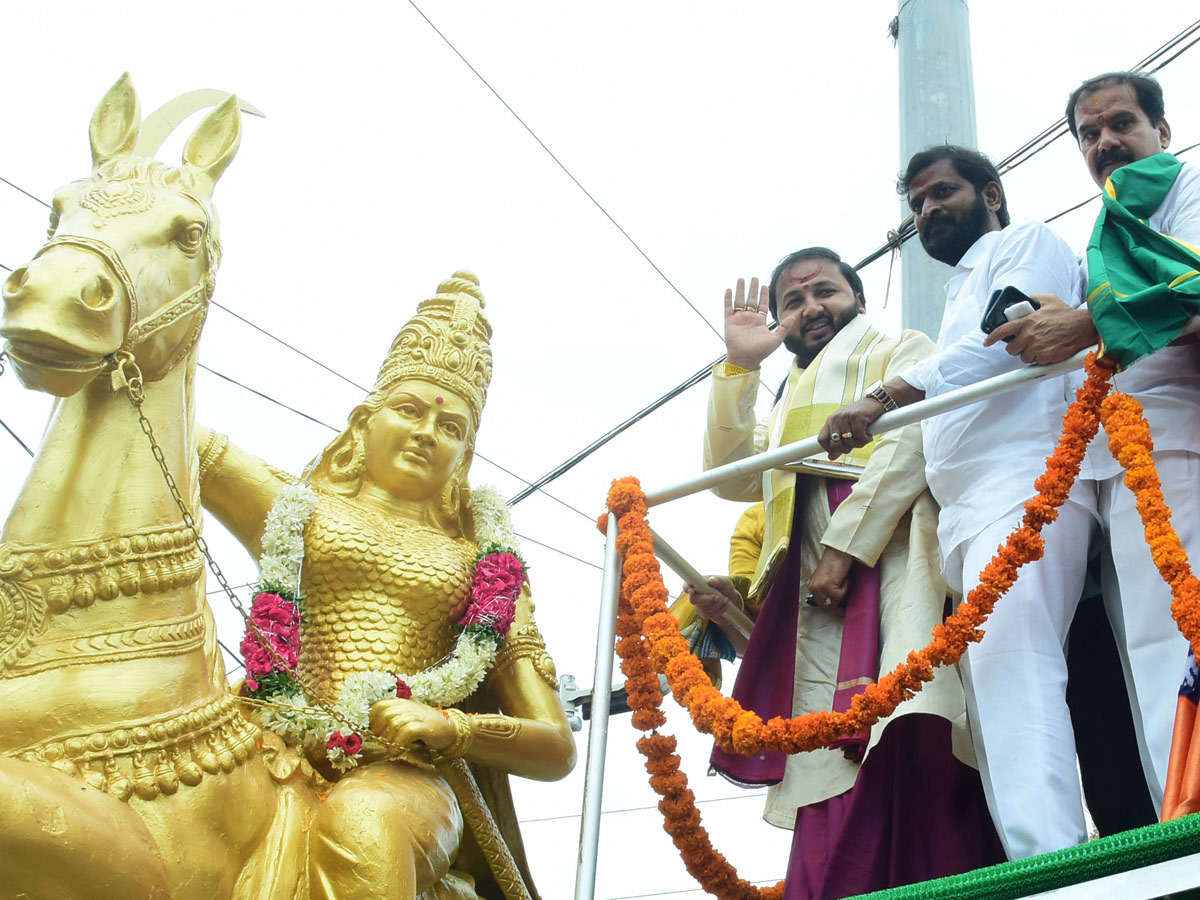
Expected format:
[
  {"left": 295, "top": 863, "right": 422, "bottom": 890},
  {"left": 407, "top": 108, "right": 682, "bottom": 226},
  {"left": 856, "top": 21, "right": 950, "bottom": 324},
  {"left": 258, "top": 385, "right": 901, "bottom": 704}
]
[{"left": 106, "top": 351, "right": 404, "bottom": 753}]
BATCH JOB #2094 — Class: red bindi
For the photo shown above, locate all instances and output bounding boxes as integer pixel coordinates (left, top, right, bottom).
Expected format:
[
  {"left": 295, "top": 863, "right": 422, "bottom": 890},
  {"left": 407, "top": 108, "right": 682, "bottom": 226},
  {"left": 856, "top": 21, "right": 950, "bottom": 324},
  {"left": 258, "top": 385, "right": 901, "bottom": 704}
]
[{"left": 435, "top": 396, "right": 444, "bottom": 405}]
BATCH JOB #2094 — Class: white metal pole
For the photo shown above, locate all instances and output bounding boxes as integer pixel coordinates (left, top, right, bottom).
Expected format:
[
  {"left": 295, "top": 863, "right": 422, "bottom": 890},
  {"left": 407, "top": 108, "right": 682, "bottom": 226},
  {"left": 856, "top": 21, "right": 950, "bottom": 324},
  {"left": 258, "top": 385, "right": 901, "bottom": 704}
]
[
  {"left": 575, "top": 513, "right": 621, "bottom": 900},
  {"left": 898, "top": 0, "right": 978, "bottom": 339},
  {"left": 650, "top": 527, "right": 754, "bottom": 641},
  {"left": 645, "top": 350, "right": 1090, "bottom": 507}
]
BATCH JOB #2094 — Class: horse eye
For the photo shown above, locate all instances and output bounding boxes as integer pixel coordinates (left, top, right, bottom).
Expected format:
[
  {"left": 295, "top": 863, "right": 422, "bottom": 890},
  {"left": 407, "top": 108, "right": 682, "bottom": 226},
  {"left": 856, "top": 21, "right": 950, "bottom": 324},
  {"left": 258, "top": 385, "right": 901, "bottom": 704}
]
[{"left": 177, "top": 223, "right": 204, "bottom": 246}]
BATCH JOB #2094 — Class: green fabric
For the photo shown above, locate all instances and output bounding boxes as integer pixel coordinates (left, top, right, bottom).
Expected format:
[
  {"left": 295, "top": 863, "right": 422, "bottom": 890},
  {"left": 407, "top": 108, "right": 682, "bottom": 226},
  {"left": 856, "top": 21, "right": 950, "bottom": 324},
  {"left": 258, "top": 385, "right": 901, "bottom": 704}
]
[
  {"left": 846, "top": 815, "right": 1200, "bottom": 899},
  {"left": 1086, "top": 152, "right": 1200, "bottom": 370}
]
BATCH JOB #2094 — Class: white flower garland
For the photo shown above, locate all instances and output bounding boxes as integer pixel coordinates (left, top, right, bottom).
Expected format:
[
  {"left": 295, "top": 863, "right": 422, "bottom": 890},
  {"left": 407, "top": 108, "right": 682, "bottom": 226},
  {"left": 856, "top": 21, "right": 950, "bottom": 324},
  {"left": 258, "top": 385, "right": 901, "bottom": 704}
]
[
  {"left": 258, "top": 483, "right": 317, "bottom": 593},
  {"left": 251, "top": 482, "right": 520, "bottom": 771}
]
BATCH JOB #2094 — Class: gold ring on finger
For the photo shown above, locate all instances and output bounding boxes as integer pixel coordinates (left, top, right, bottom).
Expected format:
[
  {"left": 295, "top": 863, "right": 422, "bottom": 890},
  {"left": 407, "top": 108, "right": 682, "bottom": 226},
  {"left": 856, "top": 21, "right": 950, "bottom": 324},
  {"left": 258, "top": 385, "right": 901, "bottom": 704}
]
[{"left": 840, "top": 432, "right": 853, "bottom": 440}]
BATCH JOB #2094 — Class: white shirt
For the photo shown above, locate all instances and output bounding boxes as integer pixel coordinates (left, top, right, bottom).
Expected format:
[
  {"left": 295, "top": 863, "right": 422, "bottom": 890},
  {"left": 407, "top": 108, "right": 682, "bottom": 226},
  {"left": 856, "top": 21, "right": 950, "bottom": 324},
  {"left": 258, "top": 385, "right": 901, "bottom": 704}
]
[
  {"left": 899, "top": 220, "right": 1086, "bottom": 568},
  {"left": 1077, "top": 161, "right": 1200, "bottom": 480}
]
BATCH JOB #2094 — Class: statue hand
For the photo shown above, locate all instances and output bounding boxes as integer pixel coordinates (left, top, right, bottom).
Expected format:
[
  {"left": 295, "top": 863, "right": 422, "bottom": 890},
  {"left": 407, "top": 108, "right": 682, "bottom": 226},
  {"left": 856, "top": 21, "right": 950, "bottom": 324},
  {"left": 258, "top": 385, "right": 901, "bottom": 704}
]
[
  {"left": 368, "top": 697, "right": 456, "bottom": 751},
  {"left": 724, "top": 277, "right": 798, "bottom": 371}
]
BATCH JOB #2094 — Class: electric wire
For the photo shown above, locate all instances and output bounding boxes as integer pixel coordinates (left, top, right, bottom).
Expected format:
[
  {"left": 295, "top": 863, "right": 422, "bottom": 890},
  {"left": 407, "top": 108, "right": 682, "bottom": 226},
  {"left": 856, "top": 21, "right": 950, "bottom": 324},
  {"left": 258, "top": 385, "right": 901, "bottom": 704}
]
[
  {"left": 192, "top": 325, "right": 597, "bottom": 524},
  {"left": 609, "top": 878, "right": 784, "bottom": 900},
  {"left": 1043, "top": 140, "right": 1200, "bottom": 225},
  {"left": 193, "top": 365, "right": 603, "bottom": 563},
  {"left": 197, "top": 362, "right": 341, "bottom": 432},
  {"left": 513, "top": 530, "right": 602, "bottom": 571},
  {"left": 0, "top": 417, "right": 34, "bottom": 456},
  {"left": 0, "top": 413, "right": 247, "bottom": 671},
  {"left": 853, "top": 15, "right": 1200, "bottom": 265},
  {"left": 210, "top": 300, "right": 368, "bottom": 394},
  {"left": 519, "top": 790, "right": 767, "bottom": 825},
  {"left": 509, "top": 352, "right": 723, "bottom": 505},
  {"left": 0, "top": 174, "right": 50, "bottom": 209},
  {"left": 403, "top": 0, "right": 724, "bottom": 344},
  {"left": 4, "top": 15, "right": 1200, "bottom": 519}
]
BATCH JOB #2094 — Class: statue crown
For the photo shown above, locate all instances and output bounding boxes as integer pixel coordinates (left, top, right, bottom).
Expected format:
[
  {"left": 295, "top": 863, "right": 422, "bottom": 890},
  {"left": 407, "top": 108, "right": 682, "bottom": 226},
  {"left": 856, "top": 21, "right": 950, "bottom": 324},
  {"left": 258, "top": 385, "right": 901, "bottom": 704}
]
[{"left": 373, "top": 270, "right": 493, "bottom": 423}]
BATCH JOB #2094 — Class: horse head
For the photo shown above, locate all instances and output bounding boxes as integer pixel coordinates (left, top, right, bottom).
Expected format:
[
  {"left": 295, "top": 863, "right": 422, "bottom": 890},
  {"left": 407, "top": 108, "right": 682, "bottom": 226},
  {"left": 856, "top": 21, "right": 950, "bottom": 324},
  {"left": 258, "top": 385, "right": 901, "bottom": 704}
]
[{"left": 0, "top": 73, "right": 241, "bottom": 396}]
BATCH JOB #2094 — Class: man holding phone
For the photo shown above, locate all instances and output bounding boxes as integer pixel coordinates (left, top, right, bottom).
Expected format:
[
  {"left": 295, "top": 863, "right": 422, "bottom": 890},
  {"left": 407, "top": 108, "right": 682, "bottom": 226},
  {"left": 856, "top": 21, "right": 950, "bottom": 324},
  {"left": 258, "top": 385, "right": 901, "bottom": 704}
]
[
  {"left": 982, "top": 71, "right": 1200, "bottom": 825},
  {"left": 819, "top": 145, "right": 1098, "bottom": 860}
]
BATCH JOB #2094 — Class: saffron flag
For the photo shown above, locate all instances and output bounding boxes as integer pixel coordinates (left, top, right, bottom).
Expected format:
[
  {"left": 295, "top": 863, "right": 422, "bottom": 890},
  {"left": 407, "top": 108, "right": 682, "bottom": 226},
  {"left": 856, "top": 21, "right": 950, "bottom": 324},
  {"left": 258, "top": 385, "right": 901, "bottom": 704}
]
[{"left": 1086, "top": 152, "right": 1200, "bottom": 370}]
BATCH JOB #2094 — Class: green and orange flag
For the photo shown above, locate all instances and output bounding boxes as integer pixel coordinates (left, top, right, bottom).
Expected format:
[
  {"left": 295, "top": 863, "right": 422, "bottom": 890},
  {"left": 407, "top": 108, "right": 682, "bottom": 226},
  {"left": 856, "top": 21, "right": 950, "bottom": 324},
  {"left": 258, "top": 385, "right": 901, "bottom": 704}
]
[{"left": 1087, "top": 152, "right": 1200, "bottom": 370}]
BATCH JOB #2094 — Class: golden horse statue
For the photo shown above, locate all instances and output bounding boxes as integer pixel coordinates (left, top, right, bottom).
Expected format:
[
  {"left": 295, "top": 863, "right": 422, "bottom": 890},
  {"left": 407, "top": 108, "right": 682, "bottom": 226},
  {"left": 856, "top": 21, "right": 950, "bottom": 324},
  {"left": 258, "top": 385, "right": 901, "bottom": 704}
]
[
  {"left": 0, "top": 73, "right": 317, "bottom": 900},
  {"left": 0, "top": 74, "right": 573, "bottom": 900}
]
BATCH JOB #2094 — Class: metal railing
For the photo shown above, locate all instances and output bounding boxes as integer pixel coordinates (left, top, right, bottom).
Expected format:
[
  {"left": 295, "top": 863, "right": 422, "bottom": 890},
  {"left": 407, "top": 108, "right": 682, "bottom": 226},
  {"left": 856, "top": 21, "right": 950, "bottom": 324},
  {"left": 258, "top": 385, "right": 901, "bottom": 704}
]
[{"left": 574, "top": 349, "right": 1092, "bottom": 899}]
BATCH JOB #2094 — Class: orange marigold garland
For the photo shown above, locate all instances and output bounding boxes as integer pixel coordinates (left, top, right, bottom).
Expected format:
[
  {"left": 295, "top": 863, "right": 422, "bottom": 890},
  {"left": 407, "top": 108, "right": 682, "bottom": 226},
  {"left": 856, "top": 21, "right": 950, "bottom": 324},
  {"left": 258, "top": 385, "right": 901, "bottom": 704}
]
[
  {"left": 618, "top": 593, "right": 784, "bottom": 900},
  {"left": 612, "top": 354, "right": 1200, "bottom": 897},
  {"left": 609, "top": 355, "right": 1114, "bottom": 758},
  {"left": 1100, "top": 391, "right": 1200, "bottom": 656},
  {"left": 605, "top": 355, "right": 1117, "bottom": 897}
]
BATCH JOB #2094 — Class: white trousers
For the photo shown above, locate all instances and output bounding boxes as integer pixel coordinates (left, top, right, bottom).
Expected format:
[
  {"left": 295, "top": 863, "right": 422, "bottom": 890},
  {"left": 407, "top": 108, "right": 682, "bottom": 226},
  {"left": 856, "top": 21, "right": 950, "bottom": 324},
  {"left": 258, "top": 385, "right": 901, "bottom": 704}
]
[{"left": 957, "top": 451, "right": 1198, "bottom": 860}]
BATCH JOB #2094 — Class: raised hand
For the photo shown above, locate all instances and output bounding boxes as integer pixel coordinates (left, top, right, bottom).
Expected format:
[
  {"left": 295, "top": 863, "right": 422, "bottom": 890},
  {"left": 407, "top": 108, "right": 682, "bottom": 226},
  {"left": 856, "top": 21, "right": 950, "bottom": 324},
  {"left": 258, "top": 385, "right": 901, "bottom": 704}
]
[{"left": 724, "top": 277, "right": 795, "bottom": 370}]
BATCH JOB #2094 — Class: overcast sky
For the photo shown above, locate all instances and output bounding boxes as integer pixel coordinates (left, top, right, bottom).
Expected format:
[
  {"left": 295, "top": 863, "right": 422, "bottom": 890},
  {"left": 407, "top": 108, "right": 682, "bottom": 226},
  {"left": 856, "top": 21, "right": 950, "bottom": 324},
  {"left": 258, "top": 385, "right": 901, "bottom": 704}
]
[{"left": 3, "top": 3, "right": 1200, "bottom": 896}]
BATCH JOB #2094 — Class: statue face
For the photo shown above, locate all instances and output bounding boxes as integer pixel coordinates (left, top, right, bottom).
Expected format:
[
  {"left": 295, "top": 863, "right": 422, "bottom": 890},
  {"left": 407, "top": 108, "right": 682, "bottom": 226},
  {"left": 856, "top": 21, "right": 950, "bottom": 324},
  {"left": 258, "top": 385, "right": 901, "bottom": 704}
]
[{"left": 361, "top": 379, "right": 472, "bottom": 502}]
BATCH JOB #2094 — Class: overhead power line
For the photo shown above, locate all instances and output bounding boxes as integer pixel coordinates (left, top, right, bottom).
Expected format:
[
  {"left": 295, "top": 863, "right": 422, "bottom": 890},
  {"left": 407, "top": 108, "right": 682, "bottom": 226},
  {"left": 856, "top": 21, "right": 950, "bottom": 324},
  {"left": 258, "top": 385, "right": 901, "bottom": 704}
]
[
  {"left": 0, "top": 174, "right": 50, "bottom": 209},
  {"left": 196, "top": 311, "right": 597, "bottom": 524},
  {"left": 510, "top": 353, "right": 722, "bottom": 505},
  {"left": 514, "top": 530, "right": 602, "bottom": 571},
  {"left": 1, "top": 417, "right": 34, "bottom": 456},
  {"left": 403, "top": 0, "right": 723, "bottom": 344},
  {"left": 3, "top": 15, "right": 1199, "bottom": 511},
  {"left": 853, "top": 15, "right": 1200, "bottom": 266},
  {"left": 519, "top": 790, "right": 768, "bottom": 825}
]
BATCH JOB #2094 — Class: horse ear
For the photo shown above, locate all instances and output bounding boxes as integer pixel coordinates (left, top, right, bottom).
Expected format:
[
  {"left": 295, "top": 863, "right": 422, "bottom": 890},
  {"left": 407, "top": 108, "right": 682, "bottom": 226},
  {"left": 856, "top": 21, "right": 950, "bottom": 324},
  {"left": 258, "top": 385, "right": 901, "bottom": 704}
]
[
  {"left": 182, "top": 94, "right": 241, "bottom": 193},
  {"left": 89, "top": 73, "right": 140, "bottom": 167}
]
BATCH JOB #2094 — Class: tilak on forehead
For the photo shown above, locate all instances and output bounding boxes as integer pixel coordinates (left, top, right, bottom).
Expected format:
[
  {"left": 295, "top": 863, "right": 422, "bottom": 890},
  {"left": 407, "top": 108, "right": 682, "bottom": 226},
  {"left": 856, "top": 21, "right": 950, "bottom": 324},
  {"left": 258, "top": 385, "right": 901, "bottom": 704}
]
[{"left": 785, "top": 262, "right": 825, "bottom": 286}]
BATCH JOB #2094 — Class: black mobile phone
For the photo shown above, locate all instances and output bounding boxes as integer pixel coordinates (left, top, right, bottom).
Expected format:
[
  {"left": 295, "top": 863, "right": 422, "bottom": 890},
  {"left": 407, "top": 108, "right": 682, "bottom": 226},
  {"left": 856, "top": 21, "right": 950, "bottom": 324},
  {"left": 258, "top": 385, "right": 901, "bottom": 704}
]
[{"left": 980, "top": 286, "right": 1041, "bottom": 338}]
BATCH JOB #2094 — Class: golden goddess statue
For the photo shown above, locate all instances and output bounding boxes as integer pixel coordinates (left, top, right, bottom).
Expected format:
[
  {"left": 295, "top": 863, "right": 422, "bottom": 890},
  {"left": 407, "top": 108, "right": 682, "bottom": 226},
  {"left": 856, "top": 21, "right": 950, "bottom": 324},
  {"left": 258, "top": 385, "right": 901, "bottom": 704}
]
[{"left": 197, "top": 271, "right": 576, "bottom": 898}]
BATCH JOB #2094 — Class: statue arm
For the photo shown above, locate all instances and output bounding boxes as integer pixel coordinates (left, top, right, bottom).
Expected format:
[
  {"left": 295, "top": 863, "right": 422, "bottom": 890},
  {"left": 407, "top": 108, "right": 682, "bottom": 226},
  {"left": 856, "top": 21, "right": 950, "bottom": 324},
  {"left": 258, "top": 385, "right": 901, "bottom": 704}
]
[
  {"left": 466, "top": 588, "right": 577, "bottom": 782},
  {"left": 196, "top": 425, "right": 286, "bottom": 559}
]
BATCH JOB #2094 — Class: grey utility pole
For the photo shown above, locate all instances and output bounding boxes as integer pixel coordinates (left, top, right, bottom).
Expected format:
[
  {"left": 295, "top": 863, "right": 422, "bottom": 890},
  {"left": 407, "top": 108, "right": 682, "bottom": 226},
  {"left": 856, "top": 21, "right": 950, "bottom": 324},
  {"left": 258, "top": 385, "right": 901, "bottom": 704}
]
[{"left": 896, "top": 0, "right": 978, "bottom": 339}]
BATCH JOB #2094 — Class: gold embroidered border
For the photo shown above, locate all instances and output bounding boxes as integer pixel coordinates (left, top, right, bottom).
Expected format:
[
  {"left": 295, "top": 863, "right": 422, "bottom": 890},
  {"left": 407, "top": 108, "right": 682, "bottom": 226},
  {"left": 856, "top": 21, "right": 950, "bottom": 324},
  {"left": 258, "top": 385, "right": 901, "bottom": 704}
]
[
  {"left": 493, "top": 624, "right": 558, "bottom": 690},
  {"left": 11, "top": 693, "right": 259, "bottom": 802},
  {"left": 6, "top": 611, "right": 206, "bottom": 677}
]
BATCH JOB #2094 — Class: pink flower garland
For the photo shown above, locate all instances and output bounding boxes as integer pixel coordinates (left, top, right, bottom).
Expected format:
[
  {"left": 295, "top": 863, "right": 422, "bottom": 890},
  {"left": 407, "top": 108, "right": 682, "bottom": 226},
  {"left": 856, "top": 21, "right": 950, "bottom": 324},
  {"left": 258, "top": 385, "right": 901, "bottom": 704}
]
[
  {"left": 459, "top": 550, "right": 525, "bottom": 636},
  {"left": 242, "top": 543, "right": 527, "bottom": 765},
  {"left": 240, "top": 591, "right": 301, "bottom": 691}
]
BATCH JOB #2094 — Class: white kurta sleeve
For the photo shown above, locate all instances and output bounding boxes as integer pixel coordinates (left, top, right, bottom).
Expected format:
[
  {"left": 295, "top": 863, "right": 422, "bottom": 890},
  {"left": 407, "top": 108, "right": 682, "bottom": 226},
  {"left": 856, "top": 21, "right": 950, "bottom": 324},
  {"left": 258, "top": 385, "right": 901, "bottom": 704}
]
[
  {"left": 1163, "top": 164, "right": 1200, "bottom": 245},
  {"left": 821, "top": 330, "right": 936, "bottom": 565},
  {"left": 704, "top": 364, "right": 768, "bottom": 501},
  {"left": 897, "top": 222, "right": 1083, "bottom": 397}
]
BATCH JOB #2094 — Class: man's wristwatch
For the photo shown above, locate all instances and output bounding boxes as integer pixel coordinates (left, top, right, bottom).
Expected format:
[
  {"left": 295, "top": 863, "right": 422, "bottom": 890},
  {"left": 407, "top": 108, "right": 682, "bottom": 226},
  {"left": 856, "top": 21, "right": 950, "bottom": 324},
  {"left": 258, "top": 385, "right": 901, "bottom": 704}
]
[{"left": 864, "top": 380, "right": 898, "bottom": 411}]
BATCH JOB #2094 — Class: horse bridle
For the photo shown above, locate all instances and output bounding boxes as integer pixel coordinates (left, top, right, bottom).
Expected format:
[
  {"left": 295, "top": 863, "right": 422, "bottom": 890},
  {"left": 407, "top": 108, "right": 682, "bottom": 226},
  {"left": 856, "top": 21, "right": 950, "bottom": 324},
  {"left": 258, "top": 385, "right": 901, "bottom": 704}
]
[{"left": 34, "top": 209, "right": 213, "bottom": 384}]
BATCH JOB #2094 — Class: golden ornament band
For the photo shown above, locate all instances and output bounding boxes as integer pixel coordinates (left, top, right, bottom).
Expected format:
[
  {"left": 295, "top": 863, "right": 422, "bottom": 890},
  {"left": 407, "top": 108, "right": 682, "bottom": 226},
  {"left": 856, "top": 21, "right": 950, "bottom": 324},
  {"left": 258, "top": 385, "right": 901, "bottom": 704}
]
[
  {"left": 196, "top": 428, "right": 230, "bottom": 482},
  {"left": 441, "top": 707, "right": 475, "bottom": 759}
]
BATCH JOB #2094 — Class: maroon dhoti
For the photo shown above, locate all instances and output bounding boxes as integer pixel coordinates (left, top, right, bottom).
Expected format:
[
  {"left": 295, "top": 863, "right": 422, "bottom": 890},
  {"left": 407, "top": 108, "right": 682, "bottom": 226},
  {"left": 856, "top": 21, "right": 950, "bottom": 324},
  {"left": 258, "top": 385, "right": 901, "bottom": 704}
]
[{"left": 712, "top": 485, "right": 1004, "bottom": 898}]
